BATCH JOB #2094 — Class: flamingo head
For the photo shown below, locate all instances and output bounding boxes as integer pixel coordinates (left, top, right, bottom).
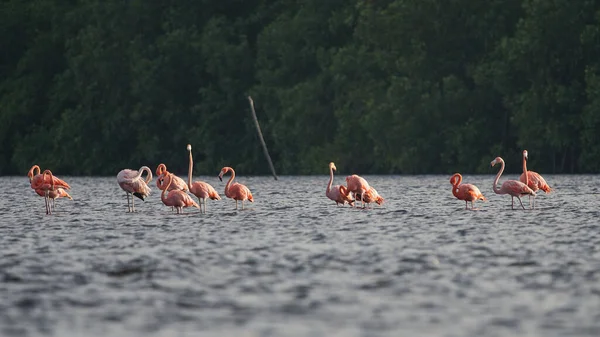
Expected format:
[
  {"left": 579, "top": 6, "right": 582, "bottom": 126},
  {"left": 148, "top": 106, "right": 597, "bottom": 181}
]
[
  {"left": 329, "top": 162, "right": 336, "bottom": 171},
  {"left": 523, "top": 150, "right": 528, "bottom": 160},
  {"left": 490, "top": 157, "right": 502, "bottom": 167},
  {"left": 187, "top": 144, "right": 192, "bottom": 151},
  {"left": 218, "top": 167, "right": 231, "bottom": 182}
]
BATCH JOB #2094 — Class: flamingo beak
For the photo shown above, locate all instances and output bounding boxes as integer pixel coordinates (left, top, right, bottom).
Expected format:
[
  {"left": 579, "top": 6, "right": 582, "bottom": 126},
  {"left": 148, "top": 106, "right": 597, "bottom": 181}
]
[{"left": 218, "top": 176, "right": 222, "bottom": 182}]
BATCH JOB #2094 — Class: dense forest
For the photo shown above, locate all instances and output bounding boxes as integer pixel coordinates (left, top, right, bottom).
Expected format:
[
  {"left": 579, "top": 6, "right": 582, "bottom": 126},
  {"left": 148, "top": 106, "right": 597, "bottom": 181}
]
[{"left": 2, "top": 0, "right": 600, "bottom": 176}]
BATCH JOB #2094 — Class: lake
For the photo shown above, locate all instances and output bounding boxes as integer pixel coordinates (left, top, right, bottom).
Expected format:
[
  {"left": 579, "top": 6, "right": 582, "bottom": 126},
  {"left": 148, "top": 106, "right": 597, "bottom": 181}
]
[{"left": 1, "top": 174, "right": 599, "bottom": 337}]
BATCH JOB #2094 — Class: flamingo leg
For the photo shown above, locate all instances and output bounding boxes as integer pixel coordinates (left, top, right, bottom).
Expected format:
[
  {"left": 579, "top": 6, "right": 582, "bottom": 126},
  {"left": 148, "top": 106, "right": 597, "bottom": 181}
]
[
  {"left": 235, "top": 200, "right": 238, "bottom": 210},
  {"left": 517, "top": 196, "right": 526, "bottom": 210},
  {"left": 132, "top": 194, "right": 135, "bottom": 212},
  {"left": 203, "top": 198, "right": 207, "bottom": 214},
  {"left": 465, "top": 201, "right": 468, "bottom": 210},
  {"left": 242, "top": 200, "right": 245, "bottom": 210},
  {"left": 45, "top": 190, "right": 50, "bottom": 215}
]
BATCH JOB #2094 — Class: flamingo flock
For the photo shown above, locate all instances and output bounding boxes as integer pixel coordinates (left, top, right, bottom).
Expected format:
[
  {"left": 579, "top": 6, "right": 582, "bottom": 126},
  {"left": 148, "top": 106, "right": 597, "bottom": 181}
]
[{"left": 26, "top": 147, "right": 552, "bottom": 215}]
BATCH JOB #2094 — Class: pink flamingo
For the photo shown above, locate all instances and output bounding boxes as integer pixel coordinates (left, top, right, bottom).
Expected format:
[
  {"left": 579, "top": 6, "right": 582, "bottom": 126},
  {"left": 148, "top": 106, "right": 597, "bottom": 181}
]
[
  {"left": 34, "top": 188, "right": 73, "bottom": 212},
  {"left": 117, "top": 166, "right": 152, "bottom": 212},
  {"left": 28, "top": 165, "right": 71, "bottom": 213},
  {"left": 491, "top": 157, "right": 535, "bottom": 210},
  {"left": 30, "top": 169, "right": 59, "bottom": 215},
  {"left": 345, "top": 174, "right": 371, "bottom": 208},
  {"left": 450, "top": 173, "right": 486, "bottom": 210},
  {"left": 326, "top": 162, "right": 354, "bottom": 206},
  {"left": 218, "top": 166, "right": 253, "bottom": 210},
  {"left": 156, "top": 163, "right": 189, "bottom": 192},
  {"left": 358, "top": 186, "right": 385, "bottom": 208},
  {"left": 160, "top": 172, "right": 199, "bottom": 214},
  {"left": 186, "top": 144, "right": 221, "bottom": 214},
  {"left": 520, "top": 150, "right": 552, "bottom": 209}
]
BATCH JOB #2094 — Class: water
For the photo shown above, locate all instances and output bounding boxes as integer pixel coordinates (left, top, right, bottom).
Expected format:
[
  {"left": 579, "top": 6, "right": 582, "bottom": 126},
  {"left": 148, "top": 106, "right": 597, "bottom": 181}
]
[{"left": 1, "top": 174, "right": 600, "bottom": 337}]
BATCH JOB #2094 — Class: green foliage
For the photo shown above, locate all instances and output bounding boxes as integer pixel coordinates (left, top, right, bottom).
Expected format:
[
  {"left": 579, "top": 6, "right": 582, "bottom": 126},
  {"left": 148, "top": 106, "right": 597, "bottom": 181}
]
[{"left": 1, "top": 0, "right": 600, "bottom": 175}]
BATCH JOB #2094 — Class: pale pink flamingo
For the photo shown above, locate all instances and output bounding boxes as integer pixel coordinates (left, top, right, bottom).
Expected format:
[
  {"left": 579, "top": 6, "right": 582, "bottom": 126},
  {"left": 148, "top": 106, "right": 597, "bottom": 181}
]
[
  {"left": 345, "top": 174, "right": 371, "bottom": 208},
  {"left": 28, "top": 165, "right": 71, "bottom": 213},
  {"left": 160, "top": 172, "right": 199, "bottom": 213},
  {"left": 186, "top": 144, "right": 221, "bottom": 214},
  {"left": 326, "top": 162, "right": 354, "bottom": 206},
  {"left": 218, "top": 166, "right": 253, "bottom": 210},
  {"left": 117, "top": 166, "right": 152, "bottom": 212},
  {"left": 491, "top": 157, "right": 535, "bottom": 210},
  {"left": 358, "top": 186, "right": 385, "bottom": 208},
  {"left": 450, "top": 173, "right": 486, "bottom": 210},
  {"left": 30, "top": 169, "right": 59, "bottom": 215},
  {"left": 156, "top": 163, "right": 189, "bottom": 192},
  {"left": 520, "top": 150, "right": 552, "bottom": 209}
]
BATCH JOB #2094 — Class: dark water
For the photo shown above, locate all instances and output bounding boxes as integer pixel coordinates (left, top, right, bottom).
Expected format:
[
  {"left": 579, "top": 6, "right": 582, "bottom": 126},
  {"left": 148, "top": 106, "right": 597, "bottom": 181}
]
[{"left": 2, "top": 174, "right": 600, "bottom": 337}]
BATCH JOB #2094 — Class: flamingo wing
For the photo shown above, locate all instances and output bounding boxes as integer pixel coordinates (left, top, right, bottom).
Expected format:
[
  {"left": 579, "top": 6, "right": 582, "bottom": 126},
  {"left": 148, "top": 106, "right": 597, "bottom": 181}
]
[
  {"left": 230, "top": 183, "right": 252, "bottom": 202},
  {"left": 502, "top": 180, "right": 535, "bottom": 196},
  {"left": 461, "top": 184, "right": 486, "bottom": 201},
  {"left": 118, "top": 169, "right": 151, "bottom": 198}
]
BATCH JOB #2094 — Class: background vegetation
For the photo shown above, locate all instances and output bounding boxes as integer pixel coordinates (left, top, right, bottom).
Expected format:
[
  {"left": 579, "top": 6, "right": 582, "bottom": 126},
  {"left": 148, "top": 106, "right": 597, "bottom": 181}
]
[{"left": 2, "top": 0, "right": 600, "bottom": 176}]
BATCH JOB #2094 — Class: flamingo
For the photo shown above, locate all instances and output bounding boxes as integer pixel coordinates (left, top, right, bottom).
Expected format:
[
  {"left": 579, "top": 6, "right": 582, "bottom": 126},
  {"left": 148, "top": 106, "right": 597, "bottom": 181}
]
[
  {"left": 491, "top": 157, "right": 535, "bottom": 210},
  {"left": 345, "top": 174, "right": 371, "bottom": 208},
  {"left": 218, "top": 166, "right": 253, "bottom": 210},
  {"left": 33, "top": 188, "right": 73, "bottom": 212},
  {"left": 156, "top": 163, "right": 189, "bottom": 192},
  {"left": 326, "top": 162, "right": 354, "bottom": 206},
  {"left": 449, "top": 173, "right": 486, "bottom": 210},
  {"left": 186, "top": 144, "right": 221, "bottom": 214},
  {"left": 520, "top": 150, "right": 552, "bottom": 209},
  {"left": 28, "top": 165, "right": 71, "bottom": 213},
  {"left": 30, "top": 170, "right": 58, "bottom": 215},
  {"left": 160, "top": 172, "right": 199, "bottom": 214},
  {"left": 358, "top": 186, "right": 385, "bottom": 209},
  {"left": 117, "top": 166, "right": 152, "bottom": 212}
]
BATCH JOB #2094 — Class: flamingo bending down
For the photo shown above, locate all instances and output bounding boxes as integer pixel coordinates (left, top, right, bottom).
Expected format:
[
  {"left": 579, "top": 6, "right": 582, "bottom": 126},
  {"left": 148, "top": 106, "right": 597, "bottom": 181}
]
[
  {"left": 325, "top": 162, "right": 354, "bottom": 206},
  {"left": 30, "top": 170, "right": 59, "bottom": 215},
  {"left": 160, "top": 172, "right": 199, "bottom": 214},
  {"left": 117, "top": 166, "right": 152, "bottom": 212},
  {"left": 358, "top": 186, "right": 385, "bottom": 208},
  {"left": 186, "top": 144, "right": 221, "bottom": 214},
  {"left": 34, "top": 187, "right": 73, "bottom": 212},
  {"left": 450, "top": 173, "right": 486, "bottom": 210},
  {"left": 491, "top": 157, "right": 535, "bottom": 210},
  {"left": 156, "top": 163, "right": 189, "bottom": 192},
  {"left": 520, "top": 150, "right": 552, "bottom": 209},
  {"left": 345, "top": 174, "right": 371, "bottom": 208},
  {"left": 218, "top": 166, "right": 253, "bottom": 210},
  {"left": 28, "top": 165, "right": 71, "bottom": 213}
]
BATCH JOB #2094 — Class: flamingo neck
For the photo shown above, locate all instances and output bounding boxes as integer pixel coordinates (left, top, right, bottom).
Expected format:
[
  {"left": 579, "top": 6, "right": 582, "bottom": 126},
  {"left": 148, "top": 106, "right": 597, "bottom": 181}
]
[
  {"left": 225, "top": 169, "right": 235, "bottom": 195},
  {"left": 451, "top": 174, "right": 462, "bottom": 198},
  {"left": 188, "top": 151, "right": 193, "bottom": 189},
  {"left": 522, "top": 155, "right": 529, "bottom": 186},
  {"left": 327, "top": 167, "right": 334, "bottom": 193},
  {"left": 137, "top": 166, "right": 152, "bottom": 183},
  {"left": 493, "top": 159, "right": 504, "bottom": 194},
  {"left": 162, "top": 173, "right": 172, "bottom": 202}
]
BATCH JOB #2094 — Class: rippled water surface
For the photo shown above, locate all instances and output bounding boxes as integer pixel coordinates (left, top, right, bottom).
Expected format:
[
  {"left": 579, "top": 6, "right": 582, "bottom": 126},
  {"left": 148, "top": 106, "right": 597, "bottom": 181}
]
[{"left": 2, "top": 174, "right": 600, "bottom": 337}]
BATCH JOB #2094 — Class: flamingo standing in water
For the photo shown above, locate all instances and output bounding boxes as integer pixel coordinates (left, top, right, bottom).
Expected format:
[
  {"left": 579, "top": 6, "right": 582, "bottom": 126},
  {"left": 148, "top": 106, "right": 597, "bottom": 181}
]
[
  {"left": 218, "top": 166, "right": 253, "bottom": 210},
  {"left": 345, "top": 174, "right": 371, "bottom": 208},
  {"left": 117, "top": 166, "right": 152, "bottom": 212},
  {"left": 156, "top": 163, "right": 189, "bottom": 192},
  {"left": 449, "top": 173, "right": 486, "bottom": 210},
  {"left": 326, "top": 162, "right": 354, "bottom": 206},
  {"left": 30, "top": 170, "right": 61, "bottom": 215},
  {"left": 358, "top": 186, "right": 385, "bottom": 208},
  {"left": 160, "top": 172, "right": 199, "bottom": 214},
  {"left": 491, "top": 157, "right": 535, "bottom": 210},
  {"left": 186, "top": 144, "right": 221, "bottom": 214},
  {"left": 28, "top": 165, "right": 71, "bottom": 213},
  {"left": 520, "top": 150, "right": 552, "bottom": 209}
]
